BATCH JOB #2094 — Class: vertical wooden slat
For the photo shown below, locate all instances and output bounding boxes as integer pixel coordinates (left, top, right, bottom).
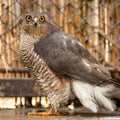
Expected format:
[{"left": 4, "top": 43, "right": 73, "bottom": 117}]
[
  {"left": 74, "top": 0, "right": 81, "bottom": 40},
  {"left": 63, "top": 0, "right": 74, "bottom": 34},
  {"left": 99, "top": 1, "right": 104, "bottom": 64},
  {"left": 104, "top": 1, "right": 110, "bottom": 64},
  {"left": 87, "top": 1, "right": 95, "bottom": 54},
  {"left": 0, "top": 0, "right": 2, "bottom": 78},
  {"left": 111, "top": 0, "right": 120, "bottom": 67},
  {"left": 115, "top": 0, "right": 120, "bottom": 67},
  {"left": 54, "top": 0, "right": 64, "bottom": 29},
  {"left": 93, "top": 0, "right": 99, "bottom": 59}
]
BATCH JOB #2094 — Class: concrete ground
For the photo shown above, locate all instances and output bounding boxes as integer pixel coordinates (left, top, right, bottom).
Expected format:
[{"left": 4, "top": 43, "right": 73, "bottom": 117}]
[{"left": 0, "top": 108, "right": 120, "bottom": 120}]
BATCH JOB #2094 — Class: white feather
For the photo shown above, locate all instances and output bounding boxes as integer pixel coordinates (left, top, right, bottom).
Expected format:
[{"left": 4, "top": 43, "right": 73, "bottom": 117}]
[
  {"left": 63, "top": 40, "right": 67, "bottom": 47},
  {"left": 94, "top": 85, "right": 116, "bottom": 111},
  {"left": 82, "top": 58, "right": 92, "bottom": 71},
  {"left": 77, "top": 41, "right": 84, "bottom": 47},
  {"left": 72, "top": 81, "right": 116, "bottom": 113}
]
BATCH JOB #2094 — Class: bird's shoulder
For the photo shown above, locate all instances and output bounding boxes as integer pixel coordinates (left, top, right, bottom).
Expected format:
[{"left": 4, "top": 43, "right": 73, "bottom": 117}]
[{"left": 34, "top": 27, "right": 97, "bottom": 64}]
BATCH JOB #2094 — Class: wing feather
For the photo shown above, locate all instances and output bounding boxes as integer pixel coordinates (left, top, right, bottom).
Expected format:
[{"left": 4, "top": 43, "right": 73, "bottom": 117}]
[{"left": 34, "top": 30, "right": 112, "bottom": 85}]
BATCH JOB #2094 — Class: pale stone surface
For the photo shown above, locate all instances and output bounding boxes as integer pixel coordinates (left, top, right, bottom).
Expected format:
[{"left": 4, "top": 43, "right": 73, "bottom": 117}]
[{"left": 0, "top": 109, "right": 120, "bottom": 120}]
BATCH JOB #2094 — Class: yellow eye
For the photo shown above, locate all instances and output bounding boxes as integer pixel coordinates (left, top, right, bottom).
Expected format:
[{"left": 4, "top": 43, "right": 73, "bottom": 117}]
[
  {"left": 40, "top": 16, "right": 45, "bottom": 22},
  {"left": 26, "top": 15, "right": 32, "bottom": 22}
]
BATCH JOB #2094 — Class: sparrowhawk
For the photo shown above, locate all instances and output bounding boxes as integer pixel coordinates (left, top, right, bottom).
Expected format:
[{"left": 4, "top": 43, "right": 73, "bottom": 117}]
[{"left": 19, "top": 11, "right": 120, "bottom": 115}]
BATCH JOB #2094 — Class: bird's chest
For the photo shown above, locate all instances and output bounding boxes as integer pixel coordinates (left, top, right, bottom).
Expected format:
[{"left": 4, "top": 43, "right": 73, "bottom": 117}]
[
  {"left": 20, "top": 42, "right": 54, "bottom": 84},
  {"left": 19, "top": 32, "right": 40, "bottom": 72}
]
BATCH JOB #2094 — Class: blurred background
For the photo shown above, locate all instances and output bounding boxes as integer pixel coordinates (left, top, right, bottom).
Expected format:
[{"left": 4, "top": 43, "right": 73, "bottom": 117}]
[{"left": 0, "top": 0, "right": 120, "bottom": 109}]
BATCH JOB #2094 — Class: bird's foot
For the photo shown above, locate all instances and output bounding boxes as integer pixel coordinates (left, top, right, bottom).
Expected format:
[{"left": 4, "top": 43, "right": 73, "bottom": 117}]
[{"left": 28, "top": 108, "right": 61, "bottom": 116}]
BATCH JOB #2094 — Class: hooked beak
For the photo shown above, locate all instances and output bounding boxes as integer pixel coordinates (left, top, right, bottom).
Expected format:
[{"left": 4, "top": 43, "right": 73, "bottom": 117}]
[{"left": 33, "top": 17, "right": 38, "bottom": 27}]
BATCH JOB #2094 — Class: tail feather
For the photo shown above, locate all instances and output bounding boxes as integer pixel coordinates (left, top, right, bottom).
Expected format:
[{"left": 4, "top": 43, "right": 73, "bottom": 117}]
[
  {"left": 72, "top": 81, "right": 98, "bottom": 113},
  {"left": 72, "top": 81, "right": 117, "bottom": 113},
  {"left": 94, "top": 85, "right": 117, "bottom": 111},
  {"left": 99, "top": 78, "right": 120, "bottom": 100},
  {"left": 109, "top": 88, "right": 120, "bottom": 100}
]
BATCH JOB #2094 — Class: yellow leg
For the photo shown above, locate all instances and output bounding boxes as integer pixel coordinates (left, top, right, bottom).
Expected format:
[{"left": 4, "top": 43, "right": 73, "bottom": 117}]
[{"left": 28, "top": 108, "right": 61, "bottom": 116}]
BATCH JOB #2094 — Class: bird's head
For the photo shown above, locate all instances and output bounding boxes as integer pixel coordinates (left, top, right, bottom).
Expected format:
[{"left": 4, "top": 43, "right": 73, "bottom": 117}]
[{"left": 22, "top": 11, "right": 49, "bottom": 39}]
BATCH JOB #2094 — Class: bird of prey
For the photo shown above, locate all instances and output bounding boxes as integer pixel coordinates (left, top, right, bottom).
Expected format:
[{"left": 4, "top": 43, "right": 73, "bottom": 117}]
[{"left": 19, "top": 11, "right": 120, "bottom": 115}]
